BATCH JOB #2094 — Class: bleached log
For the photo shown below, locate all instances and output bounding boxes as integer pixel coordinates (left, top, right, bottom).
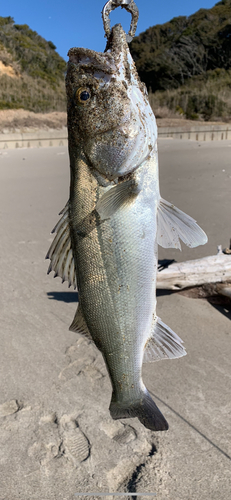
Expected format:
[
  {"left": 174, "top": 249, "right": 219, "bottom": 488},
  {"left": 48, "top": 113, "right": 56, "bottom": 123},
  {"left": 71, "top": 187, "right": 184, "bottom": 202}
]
[{"left": 157, "top": 251, "right": 231, "bottom": 290}]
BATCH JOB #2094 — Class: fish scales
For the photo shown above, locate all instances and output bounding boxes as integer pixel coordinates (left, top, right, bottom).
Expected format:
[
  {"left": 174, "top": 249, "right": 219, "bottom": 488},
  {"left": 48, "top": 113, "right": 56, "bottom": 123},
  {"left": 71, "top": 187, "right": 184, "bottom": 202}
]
[
  {"left": 70, "top": 155, "right": 157, "bottom": 403},
  {"left": 47, "top": 23, "right": 207, "bottom": 431}
]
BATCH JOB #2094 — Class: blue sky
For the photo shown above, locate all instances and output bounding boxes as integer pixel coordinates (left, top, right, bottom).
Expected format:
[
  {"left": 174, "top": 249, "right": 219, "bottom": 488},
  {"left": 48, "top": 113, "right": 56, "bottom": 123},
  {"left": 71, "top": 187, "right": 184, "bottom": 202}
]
[{"left": 1, "top": 0, "right": 218, "bottom": 60}]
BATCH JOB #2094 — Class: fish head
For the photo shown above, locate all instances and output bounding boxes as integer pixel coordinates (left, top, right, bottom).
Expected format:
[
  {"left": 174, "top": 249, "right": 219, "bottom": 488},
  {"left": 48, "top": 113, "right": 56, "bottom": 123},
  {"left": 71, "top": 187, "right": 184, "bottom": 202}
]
[{"left": 66, "top": 24, "right": 157, "bottom": 180}]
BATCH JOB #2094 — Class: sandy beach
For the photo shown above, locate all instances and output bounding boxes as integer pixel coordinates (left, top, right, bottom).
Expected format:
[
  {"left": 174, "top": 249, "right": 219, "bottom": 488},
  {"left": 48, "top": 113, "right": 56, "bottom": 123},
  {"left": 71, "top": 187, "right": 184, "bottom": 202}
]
[{"left": 0, "top": 140, "right": 230, "bottom": 499}]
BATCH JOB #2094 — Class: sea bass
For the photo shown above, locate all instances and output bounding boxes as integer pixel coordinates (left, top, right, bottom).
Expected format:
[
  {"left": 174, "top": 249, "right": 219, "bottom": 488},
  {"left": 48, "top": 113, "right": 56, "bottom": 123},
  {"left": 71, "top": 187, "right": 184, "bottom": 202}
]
[{"left": 46, "top": 23, "right": 207, "bottom": 431}]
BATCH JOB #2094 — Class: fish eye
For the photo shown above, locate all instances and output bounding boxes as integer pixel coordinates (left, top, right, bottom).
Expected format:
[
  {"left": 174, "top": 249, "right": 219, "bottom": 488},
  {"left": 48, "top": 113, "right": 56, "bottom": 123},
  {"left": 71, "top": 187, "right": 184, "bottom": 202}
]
[{"left": 75, "top": 87, "right": 91, "bottom": 105}]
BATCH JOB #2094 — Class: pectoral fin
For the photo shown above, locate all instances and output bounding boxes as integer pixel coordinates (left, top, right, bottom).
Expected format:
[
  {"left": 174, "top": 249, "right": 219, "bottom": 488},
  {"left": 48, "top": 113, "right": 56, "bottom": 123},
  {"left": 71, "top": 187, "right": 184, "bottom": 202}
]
[
  {"left": 46, "top": 201, "right": 77, "bottom": 289},
  {"left": 143, "top": 316, "right": 186, "bottom": 363},
  {"left": 96, "top": 178, "right": 140, "bottom": 219},
  {"left": 157, "top": 198, "right": 208, "bottom": 250}
]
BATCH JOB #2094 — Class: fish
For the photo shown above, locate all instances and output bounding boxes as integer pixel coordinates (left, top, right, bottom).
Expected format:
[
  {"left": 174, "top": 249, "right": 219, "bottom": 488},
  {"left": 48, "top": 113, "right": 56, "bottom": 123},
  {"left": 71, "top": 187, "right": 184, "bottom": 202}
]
[{"left": 46, "top": 23, "right": 207, "bottom": 431}]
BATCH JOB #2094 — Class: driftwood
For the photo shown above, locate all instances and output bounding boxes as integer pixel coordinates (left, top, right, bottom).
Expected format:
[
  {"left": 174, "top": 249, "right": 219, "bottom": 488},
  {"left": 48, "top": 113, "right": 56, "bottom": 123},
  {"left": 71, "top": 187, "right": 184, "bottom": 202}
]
[
  {"left": 157, "top": 246, "right": 231, "bottom": 293},
  {"left": 216, "top": 283, "right": 231, "bottom": 299}
]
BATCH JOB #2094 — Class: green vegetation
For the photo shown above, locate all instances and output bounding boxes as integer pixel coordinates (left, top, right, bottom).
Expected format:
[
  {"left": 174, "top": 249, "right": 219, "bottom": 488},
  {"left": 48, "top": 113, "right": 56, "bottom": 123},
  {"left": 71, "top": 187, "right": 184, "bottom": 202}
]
[
  {"left": 2, "top": 2, "right": 231, "bottom": 119},
  {"left": 148, "top": 68, "right": 231, "bottom": 121},
  {"left": 0, "top": 16, "right": 66, "bottom": 112},
  {"left": 130, "top": 0, "right": 231, "bottom": 120}
]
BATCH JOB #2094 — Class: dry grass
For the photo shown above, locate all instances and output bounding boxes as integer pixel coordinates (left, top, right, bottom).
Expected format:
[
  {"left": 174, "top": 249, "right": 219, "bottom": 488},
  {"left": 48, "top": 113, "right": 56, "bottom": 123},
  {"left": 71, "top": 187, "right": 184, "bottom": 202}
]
[
  {"left": 148, "top": 69, "right": 231, "bottom": 122},
  {"left": 0, "top": 109, "right": 67, "bottom": 132}
]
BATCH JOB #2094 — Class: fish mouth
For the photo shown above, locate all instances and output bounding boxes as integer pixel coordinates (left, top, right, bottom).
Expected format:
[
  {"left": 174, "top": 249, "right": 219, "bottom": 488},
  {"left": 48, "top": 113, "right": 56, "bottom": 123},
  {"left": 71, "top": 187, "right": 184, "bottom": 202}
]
[
  {"left": 67, "top": 24, "right": 130, "bottom": 79},
  {"left": 104, "top": 23, "right": 129, "bottom": 54}
]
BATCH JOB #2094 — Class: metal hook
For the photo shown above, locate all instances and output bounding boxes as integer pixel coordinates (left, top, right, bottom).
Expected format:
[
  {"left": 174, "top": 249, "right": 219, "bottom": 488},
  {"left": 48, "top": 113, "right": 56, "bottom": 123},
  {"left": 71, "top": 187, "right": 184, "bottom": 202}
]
[{"left": 102, "top": 0, "right": 139, "bottom": 42}]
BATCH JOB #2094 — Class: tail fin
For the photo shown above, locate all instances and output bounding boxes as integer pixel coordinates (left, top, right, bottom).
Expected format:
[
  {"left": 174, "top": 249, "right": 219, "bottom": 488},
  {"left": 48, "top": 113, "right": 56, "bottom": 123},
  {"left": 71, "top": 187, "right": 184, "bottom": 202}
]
[{"left": 109, "top": 389, "right": 168, "bottom": 432}]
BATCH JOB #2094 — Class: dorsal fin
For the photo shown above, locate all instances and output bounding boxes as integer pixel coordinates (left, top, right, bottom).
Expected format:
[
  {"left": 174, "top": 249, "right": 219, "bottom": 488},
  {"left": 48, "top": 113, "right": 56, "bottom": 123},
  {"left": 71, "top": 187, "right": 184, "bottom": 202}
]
[{"left": 46, "top": 201, "right": 77, "bottom": 289}]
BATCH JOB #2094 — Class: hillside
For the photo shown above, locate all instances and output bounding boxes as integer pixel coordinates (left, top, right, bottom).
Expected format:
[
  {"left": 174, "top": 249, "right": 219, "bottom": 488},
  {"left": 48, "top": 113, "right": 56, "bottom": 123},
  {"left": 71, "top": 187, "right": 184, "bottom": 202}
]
[
  {"left": 130, "top": 0, "right": 231, "bottom": 120},
  {"left": 0, "top": 16, "right": 66, "bottom": 112},
  {"left": 1, "top": 3, "right": 231, "bottom": 120}
]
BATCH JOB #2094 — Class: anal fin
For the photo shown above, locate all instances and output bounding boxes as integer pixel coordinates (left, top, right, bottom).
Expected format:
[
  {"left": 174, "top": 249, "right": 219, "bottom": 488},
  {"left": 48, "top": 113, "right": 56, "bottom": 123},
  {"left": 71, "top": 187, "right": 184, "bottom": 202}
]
[
  {"left": 157, "top": 197, "right": 208, "bottom": 250},
  {"left": 69, "top": 303, "right": 93, "bottom": 342},
  {"left": 143, "top": 316, "right": 187, "bottom": 363}
]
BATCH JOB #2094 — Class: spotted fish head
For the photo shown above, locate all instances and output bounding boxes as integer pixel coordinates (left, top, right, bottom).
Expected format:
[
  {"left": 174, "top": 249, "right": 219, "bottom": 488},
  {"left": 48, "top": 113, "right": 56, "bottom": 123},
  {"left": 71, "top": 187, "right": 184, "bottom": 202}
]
[{"left": 66, "top": 24, "right": 157, "bottom": 180}]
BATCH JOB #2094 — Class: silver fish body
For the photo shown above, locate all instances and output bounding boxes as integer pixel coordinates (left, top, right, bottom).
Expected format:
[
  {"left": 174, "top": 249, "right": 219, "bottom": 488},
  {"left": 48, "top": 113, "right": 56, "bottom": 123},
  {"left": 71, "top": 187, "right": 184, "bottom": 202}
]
[{"left": 47, "top": 25, "right": 207, "bottom": 431}]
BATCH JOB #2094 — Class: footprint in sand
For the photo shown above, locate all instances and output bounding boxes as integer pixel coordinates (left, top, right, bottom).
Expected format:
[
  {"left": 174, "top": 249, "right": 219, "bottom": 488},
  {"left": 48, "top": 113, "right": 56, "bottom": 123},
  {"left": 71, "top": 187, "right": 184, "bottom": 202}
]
[
  {"left": 112, "top": 423, "right": 137, "bottom": 445},
  {"left": 28, "top": 413, "right": 62, "bottom": 465},
  {"left": 28, "top": 412, "right": 90, "bottom": 468},
  {"left": 100, "top": 420, "right": 137, "bottom": 444},
  {"left": 59, "top": 414, "right": 90, "bottom": 466}
]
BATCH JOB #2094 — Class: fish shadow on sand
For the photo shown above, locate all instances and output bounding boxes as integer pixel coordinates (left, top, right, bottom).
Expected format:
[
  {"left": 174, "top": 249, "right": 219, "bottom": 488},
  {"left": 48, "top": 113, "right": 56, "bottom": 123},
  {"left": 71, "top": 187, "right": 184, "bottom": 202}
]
[
  {"left": 47, "top": 290, "right": 173, "bottom": 301},
  {"left": 46, "top": 289, "right": 231, "bottom": 320},
  {"left": 47, "top": 291, "right": 78, "bottom": 303},
  {"left": 207, "top": 296, "right": 231, "bottom": 321},
  {"left": 157, "top": 259, "right": 176, "bottom": 297},
  {"left": 156, "top": 289, "right": 175, "bottom": 297}
]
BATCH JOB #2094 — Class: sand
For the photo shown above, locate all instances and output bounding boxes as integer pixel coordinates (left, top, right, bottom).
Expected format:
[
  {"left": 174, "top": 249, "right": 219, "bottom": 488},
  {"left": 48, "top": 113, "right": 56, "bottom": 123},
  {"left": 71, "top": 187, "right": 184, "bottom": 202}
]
[
  {"left": 0, "top": 108, "right": 229, "bottom": 133},
  {"left": 0, "top": 141, "right": 230, "bottom": 499}
]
